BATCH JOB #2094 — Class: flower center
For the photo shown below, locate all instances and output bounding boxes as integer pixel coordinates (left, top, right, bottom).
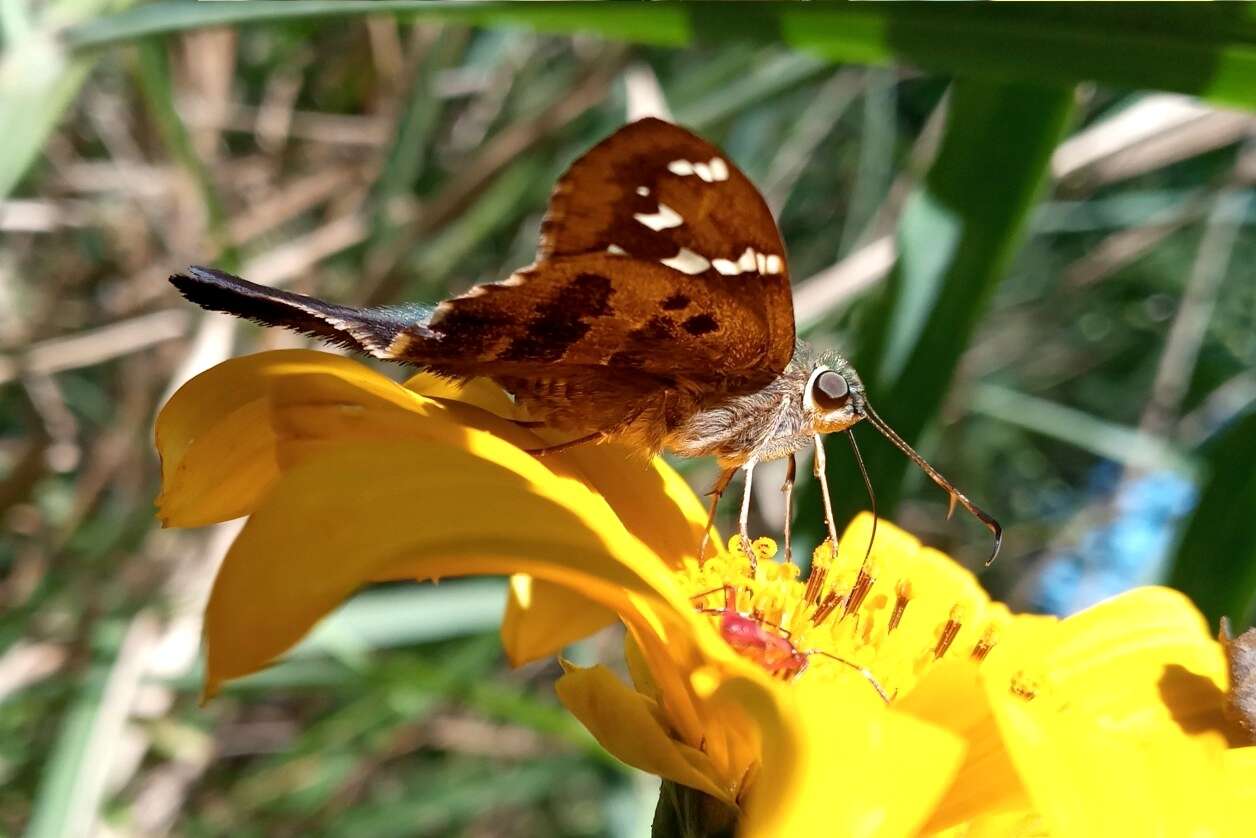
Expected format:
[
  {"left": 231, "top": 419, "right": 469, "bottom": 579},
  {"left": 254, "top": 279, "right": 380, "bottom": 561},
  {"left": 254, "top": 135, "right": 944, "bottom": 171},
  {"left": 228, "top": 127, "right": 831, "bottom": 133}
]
[{"left": 681, "top": 534, "right": 1010, "bottom": 701}]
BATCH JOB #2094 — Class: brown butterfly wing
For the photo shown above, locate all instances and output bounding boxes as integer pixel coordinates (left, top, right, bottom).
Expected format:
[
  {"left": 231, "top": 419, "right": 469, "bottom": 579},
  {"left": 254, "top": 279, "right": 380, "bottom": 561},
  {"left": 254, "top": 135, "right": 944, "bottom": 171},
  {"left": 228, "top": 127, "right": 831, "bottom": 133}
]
[
  {"left": 537, "top": 117, "right": 795, "bottom": 377},
  {"left": 387, "top": 119, "right": 794, "bottom": 385},
  {"left": 402, "top": 252, "right": 781, "bottom": 384}
]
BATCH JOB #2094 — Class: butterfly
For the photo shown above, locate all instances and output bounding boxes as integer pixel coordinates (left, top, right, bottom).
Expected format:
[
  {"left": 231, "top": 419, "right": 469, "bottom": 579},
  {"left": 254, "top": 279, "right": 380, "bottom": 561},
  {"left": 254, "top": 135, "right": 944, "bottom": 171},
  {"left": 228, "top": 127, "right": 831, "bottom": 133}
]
[{"left": 171, "top": 117, "right": 1000, "bottom": 568}]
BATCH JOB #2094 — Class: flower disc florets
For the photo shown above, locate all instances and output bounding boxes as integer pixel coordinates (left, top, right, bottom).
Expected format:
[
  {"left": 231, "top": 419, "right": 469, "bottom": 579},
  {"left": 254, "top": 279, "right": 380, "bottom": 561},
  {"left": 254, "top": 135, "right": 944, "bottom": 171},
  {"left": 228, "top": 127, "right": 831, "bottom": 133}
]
[{"left": 681, "top": 532, "right": 1015, "bottom": 702}]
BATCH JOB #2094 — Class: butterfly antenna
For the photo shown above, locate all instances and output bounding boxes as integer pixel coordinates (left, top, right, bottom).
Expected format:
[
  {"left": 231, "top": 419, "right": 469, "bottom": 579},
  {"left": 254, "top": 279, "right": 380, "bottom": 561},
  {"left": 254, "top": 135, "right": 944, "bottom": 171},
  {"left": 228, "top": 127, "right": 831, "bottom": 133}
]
[
  {"left": 845, "top": 430, "right": 877, "bottom": 570},
  {"left": 861, "top": 404, "right": 1002, "bottom": 566}
]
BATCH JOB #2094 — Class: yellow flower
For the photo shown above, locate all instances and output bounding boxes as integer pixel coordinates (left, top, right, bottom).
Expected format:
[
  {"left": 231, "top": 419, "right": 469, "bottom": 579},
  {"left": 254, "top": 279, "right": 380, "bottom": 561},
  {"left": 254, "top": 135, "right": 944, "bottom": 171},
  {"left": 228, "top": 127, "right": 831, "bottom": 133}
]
[{"left": 158, "top": 350, "right": 1256, "bottom": 837}]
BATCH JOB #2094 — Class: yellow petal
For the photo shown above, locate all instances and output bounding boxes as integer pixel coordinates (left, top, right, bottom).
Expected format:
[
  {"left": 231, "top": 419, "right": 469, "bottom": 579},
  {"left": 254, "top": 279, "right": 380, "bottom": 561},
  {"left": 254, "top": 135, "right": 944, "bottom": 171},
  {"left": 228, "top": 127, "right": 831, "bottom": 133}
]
[
  {"left": 500, "top": 575, "right": 616, "bottom": 666},
  {"left": 706, "top": 674, "right": 965, "bottom": 838},
  {"left": 156, "top": 349, "right": 451, "bottom": 526},
  {"left": 1225, "top": 746, "right": 1256, "bottom": 811},
  {"left": 402, "top": 372, "right": 517, "bottom": 417},
  {"left": 901, "top": 660, "right": 1030, "bottom": 832},
  {"left": 1027, "top": 586, "right": 1234, "bottom": 747},
  {"left": 160, "top": 351, "right": 711, "bottom": 569},
  {"left": 202, "top": 437, "right": 706, "bottom": 696},
  {"left": 404, "top": 370, "right": 713, "bottom": 564},
  {"left": 154, "top": 350, "right": 319, "bottom": 526},
  {"left": 555, "top": 662, "right": 729, "bottom": 802},
  {"left": 157, "top": 396, "right": 278, "bottom": 526},
  {"left": 989, "top": 677, "right": 1229, "bottom": 837},
  {"left": 980, "top": 586, "right": 1237, "bottom": 836},
  {"left": 624, "top": 631, "right": 661, "bottom": 702},
  {"left": 928, "top": 810, "right": 1047, "bottom": 838},
  {"left": 560, "top": 443, "right": 714, "bottom": 567}
]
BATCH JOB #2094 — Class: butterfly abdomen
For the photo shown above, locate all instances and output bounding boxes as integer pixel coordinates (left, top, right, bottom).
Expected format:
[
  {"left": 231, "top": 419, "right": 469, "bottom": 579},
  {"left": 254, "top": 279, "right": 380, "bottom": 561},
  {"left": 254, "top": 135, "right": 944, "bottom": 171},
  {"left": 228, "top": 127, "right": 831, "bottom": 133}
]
[{"left": 170, "top": 266, "right": 435, "bottom": 361}]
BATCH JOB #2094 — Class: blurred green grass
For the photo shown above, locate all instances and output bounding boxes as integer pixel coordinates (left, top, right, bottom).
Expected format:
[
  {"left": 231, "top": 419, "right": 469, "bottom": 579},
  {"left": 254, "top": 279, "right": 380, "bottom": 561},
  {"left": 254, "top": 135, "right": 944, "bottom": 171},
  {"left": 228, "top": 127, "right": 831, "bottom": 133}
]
[{"left": 2, "top": 2, "right": 1255, "bottom": 835}]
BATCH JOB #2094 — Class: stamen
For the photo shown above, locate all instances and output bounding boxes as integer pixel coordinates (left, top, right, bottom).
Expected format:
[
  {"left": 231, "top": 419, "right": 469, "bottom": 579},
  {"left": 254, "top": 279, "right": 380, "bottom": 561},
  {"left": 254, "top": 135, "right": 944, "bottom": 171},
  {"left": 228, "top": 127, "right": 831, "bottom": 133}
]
[
  {"left": 889, "top": 579, "right": 911, "bottom": 632},
  {"left": 803, "top": 565, "right": 827, "bottom": 606},
  {"left": 970, "top": 626, "right": 998, "bottom": 661},
  {"left": 842, "top": 567, "right": 874, "bottom": 618},
  {"left": 934, "top": 605, "right": 966, "bottom": 660},
  {"left": 750, "top": 537, "right": 777, "bottom": 571},
  {"left": 811, "top": 589, "right": 843, "bottom": 626},
  {"left": 934, "top": 621, "right": 960, "bottom": 659}
]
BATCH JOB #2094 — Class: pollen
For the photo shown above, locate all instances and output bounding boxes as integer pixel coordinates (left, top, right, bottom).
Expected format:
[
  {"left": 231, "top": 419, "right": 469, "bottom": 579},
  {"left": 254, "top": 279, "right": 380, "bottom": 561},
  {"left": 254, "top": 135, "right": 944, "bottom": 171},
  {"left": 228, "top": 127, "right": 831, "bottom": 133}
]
[{"left": 678, "top": 520, "right": 999, "bottom": 703}]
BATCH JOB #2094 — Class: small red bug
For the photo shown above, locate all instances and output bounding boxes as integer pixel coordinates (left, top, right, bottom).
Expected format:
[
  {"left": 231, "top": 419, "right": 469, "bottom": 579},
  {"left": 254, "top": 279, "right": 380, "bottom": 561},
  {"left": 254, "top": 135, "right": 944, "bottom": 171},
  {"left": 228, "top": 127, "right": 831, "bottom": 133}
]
[{"left": 693, "top": 584, "right": 890, "bottom": 702}]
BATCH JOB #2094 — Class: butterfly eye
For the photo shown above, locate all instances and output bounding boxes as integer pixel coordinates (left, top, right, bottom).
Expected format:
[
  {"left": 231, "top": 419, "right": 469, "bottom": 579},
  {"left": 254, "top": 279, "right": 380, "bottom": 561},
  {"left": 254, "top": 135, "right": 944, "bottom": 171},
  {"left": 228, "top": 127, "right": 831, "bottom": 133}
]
[{"left": 811, "top": 370, "right": 850, "bottom": 411}]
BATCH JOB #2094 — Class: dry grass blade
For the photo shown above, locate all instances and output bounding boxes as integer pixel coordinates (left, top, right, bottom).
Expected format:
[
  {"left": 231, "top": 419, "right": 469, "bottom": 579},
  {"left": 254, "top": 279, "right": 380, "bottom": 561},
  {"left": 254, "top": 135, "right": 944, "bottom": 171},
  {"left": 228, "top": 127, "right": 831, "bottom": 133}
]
[{"left": 0, "top": 310, "right": 190, "bottom": 385}]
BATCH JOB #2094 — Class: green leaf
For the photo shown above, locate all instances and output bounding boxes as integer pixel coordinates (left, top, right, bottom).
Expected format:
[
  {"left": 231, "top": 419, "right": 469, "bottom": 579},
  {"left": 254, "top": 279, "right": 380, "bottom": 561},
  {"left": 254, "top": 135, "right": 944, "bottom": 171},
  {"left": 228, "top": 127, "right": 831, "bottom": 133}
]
[
  {"left": 66, "top": 3, "right": 1256, "bottom": 109},
  {"left": 967, "top": 383, "right": 1196, "bottom": 476},
  {"left": 130, "top": 39, "right": 239, "bottom": 269},
  {"left": 370, "top": 26, "right": 470, "bottom": 239},
  {"left": 1166, "top": 409, "right": 1256, "bottom": 629},
  {"left": 0, "top": 35, "right": 89, "bottom": 200},
  {"left": 24, "top": 663, "right": 109, "bottom": 838},
  {"left": 292, "top": 580, "right": 507, "bottom": 661},
  {"left": 809, "top": 79, "right": 1074, "bottom": 544},
  {"left": 0, "top": 0, "right": 139, "bottom": 200}
]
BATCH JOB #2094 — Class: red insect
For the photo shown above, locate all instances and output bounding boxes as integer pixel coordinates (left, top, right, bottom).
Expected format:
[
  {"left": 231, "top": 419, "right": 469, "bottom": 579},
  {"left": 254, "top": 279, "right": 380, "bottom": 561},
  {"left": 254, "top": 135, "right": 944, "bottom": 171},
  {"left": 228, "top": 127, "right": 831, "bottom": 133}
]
[{"left": 693, "top": 585, "right": 889, "bottom": 701}]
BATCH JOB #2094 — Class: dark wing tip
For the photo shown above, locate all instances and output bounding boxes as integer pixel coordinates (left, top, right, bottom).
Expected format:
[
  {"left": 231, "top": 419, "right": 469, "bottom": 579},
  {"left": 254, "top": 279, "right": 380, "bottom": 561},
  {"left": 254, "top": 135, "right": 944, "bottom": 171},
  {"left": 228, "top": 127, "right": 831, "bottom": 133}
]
[{"left": 168, "top": 265, "right": 246, "bottom": 299}]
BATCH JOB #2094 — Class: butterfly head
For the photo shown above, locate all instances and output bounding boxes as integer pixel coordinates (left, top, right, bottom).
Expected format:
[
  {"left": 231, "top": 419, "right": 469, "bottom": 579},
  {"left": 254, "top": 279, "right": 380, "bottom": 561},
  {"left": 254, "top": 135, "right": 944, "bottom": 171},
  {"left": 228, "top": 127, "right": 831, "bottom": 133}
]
[
  {"left": 802, "top": 357, "right": 866, "bottom": 436},
  {"left": 799, "top": 354, "right": 1003, "bottom": 566}
]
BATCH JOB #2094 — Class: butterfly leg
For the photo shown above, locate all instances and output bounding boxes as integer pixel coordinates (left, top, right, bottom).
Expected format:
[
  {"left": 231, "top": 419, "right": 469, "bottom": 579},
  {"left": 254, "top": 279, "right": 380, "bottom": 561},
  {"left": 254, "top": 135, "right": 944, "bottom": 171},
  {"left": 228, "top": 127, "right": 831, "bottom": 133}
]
[
  {"left": 524, "top": 430, "right": 602, "bottom": 457},
  {"left": 780, "top": 453, "right": 796, "bottom": 565},
  {"left": 739, "top": 461, "right": 758, "bottom": 574},
  {"left": 699, "top": 468, "right": 737, "bottom": 560},
  {"left": 812, "top": 434, "right": 841, "bottom": 550}
]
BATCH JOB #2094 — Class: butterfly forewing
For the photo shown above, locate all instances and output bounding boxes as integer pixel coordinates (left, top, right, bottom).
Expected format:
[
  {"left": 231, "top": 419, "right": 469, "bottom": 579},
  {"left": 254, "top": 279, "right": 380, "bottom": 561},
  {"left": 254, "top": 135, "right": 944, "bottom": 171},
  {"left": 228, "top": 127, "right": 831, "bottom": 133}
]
[{"left": 417, "top": 118, "right": 795, "bottom": 386}]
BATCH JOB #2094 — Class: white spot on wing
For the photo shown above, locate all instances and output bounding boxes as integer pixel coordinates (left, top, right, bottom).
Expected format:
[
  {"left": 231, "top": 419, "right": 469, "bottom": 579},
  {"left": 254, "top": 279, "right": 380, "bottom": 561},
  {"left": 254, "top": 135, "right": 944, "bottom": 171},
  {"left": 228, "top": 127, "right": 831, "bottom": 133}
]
[
  {"left": 668, "top": 157, "right": 729, "bottom": 183},
  {"left": 636, "top": 186, "right": 649, "bottom": 197},
  {"left": 673, "top": 244, "right": 782, "bottom": 278},
  {"left": 660, "top": 247, "right": 710, "bottom": 275},
  {"left": 634, "top": 202, "right": 683, "bottom": 231},
  {"left": 607, "top": 244, "right": 627, "bottom": 255}
]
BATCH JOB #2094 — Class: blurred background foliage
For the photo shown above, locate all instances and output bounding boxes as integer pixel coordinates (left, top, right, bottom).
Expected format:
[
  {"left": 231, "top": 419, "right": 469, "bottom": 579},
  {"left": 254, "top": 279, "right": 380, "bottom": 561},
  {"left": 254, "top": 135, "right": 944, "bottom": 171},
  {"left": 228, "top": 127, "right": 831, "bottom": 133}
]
[{"left": 2, "top": 2, "right": 1255, "bottom": 835}]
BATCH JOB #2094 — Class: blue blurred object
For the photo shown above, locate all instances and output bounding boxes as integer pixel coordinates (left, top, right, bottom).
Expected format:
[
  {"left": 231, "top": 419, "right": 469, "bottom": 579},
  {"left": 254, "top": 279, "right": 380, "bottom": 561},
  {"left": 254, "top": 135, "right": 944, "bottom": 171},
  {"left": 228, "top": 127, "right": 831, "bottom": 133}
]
[{"left": 1033, "top": 465, "right": 1198, "bottom": 615}]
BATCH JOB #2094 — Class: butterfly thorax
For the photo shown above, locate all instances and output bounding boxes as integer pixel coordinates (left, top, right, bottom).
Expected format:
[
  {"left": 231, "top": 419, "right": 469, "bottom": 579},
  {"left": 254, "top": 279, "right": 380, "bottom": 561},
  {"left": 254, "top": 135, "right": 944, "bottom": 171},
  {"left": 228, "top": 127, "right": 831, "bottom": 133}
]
[
  {"left": 666, "top": 365, "right": 812, "bottom": 466},
  {"left": 668, "top": 349, "right": 866, "bottom": 467}
]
